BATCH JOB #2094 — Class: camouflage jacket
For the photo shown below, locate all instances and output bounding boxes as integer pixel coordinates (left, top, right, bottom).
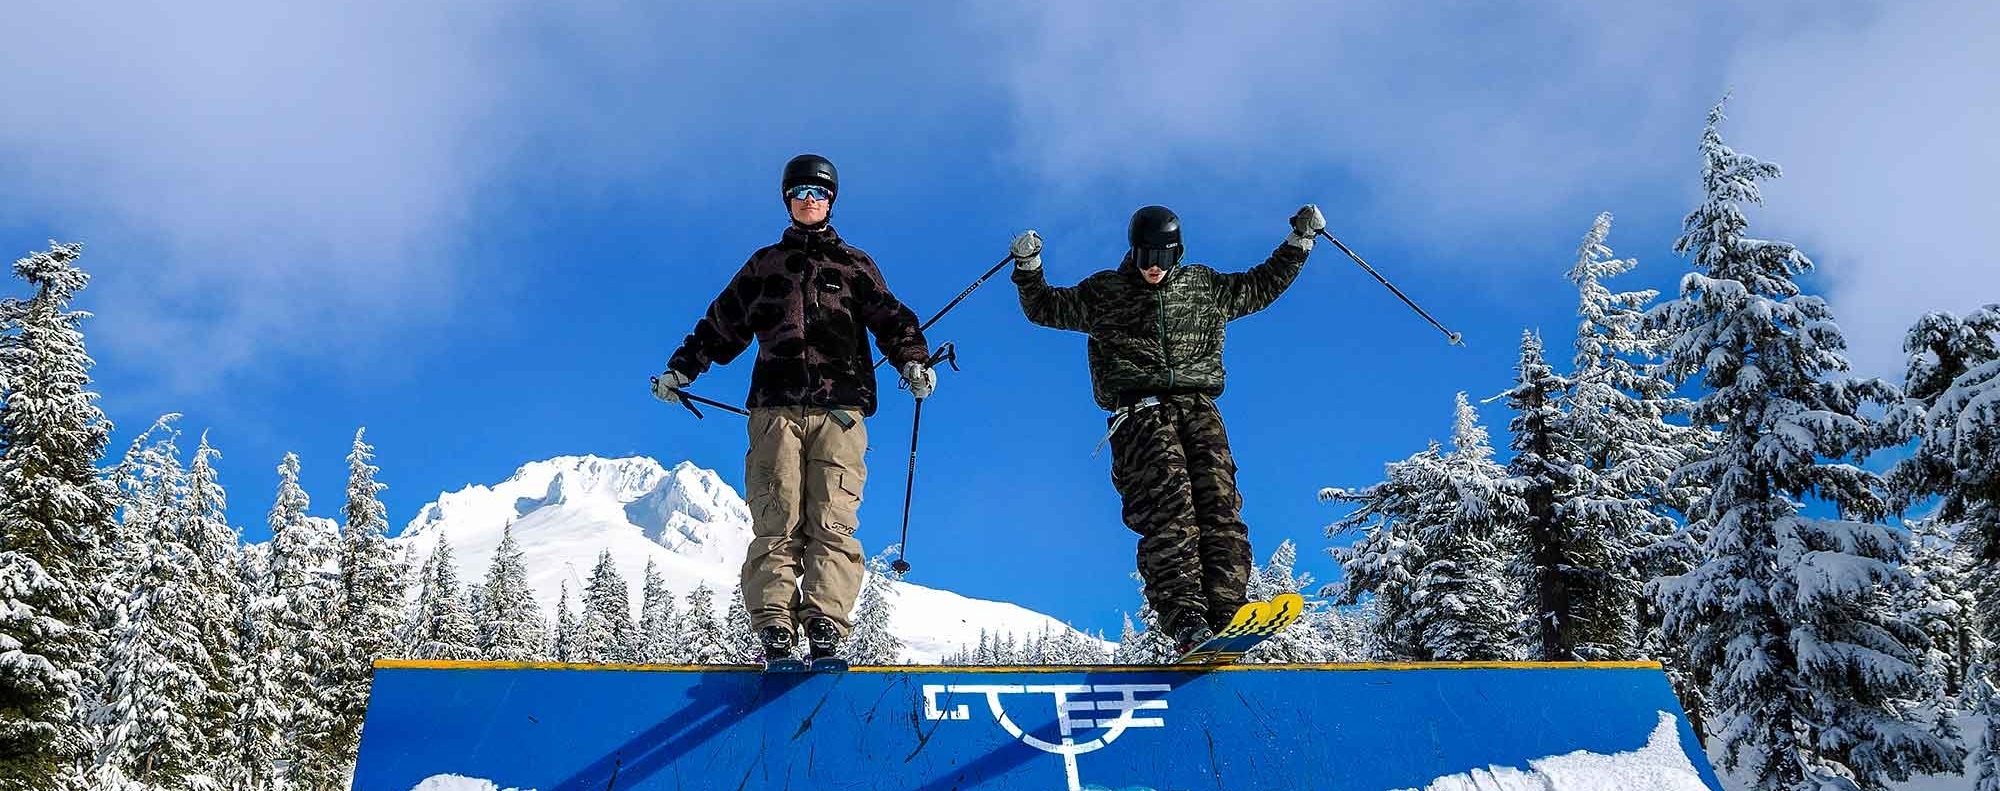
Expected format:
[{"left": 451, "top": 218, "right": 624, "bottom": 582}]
[
  {"left": 1013, "top": 242, "right": 1309, "bottom": 411},
  {"left": 667, "top": 223, "right": 929, "bottom": 416}
]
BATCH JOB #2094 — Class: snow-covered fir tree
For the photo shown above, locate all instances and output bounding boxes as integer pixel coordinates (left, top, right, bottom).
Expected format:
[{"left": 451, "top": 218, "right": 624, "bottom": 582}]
[
  {"left": 223, "top": 544, "right": 284, "bottom": 791},
  {"left": 842, "top": 547, "right": 905, "bottom": 665},
  {"left": 1242, "top": 540, "right": 1333, "bottom": 663},
  {"left": 1317, "top": 600, "right": 1379, "bottom": 662},
  {"left": 551, "top": 581, "right": 577, "bottom": 663},
  {"left": 1503, "top": 330, "right": 1590, "bottom": 661},
  {"left": 1327, "top": 394, "right": 1523, "bottom": 662},
  {"left": 1110, "top": 596, "right": 1175, "bottom": 665},
  {"left": 635, "top": 560, "right": 677, "bottom": 664},
  {"left": 402, "top": 542, "right": 437, "bottom": 657},
  {"left": 1885, "top": 304, "right": 2000, "bottom": 788},
  {"left": 264, "top": 453, "right": 344, "bottom": 791},
  {"left": 1564, "top": 211, "right": 1716, "bottom": 722},
  {"left": 0, "top": 241, "right": 120, "bottom": 791},
  {"left": 88, "top": 424, "right": 210, "bottom": 790},
  {"left": 1897, "top": 519, "right": 1981, "bottom": 703},
  {"left": 477, "top": 524, "right": 546, "bottom": 662},
  {"left": 1323, "top": 441, "right": 1431, "bottom": 661},
  {"left": 100, "top": 416, "right": 180, "bottom": 628},
  {"left": 410, "top": 535, "right": 478, "bottom": 661},
  {"left": 183, "top": 431, "right": 244, "bottom": 779},
  {"left": 721, "top": 583, "right": 756, "bottom": 663},
  {"left": 576, "top": 550, "right": 634, "bottom": 663},
  {"left": 334, "top": 429, "right": 400, "bottom": 663},
  {"left": 1889, "top": 307, "right": 2000, "bottom": 638},
  {"left": 1647, "top": 97, "right": 1963, "bottom": 790},
  {"left": 331, "top": 427, "right": 403, "bottom": 770},
  {"left": 679, "top": 583, "right": 727, "bottom": 664}
]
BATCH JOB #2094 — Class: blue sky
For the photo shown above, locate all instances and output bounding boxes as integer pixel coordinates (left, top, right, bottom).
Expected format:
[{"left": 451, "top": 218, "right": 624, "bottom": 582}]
[{"left": 3, "top": 0, "right": 1993, "bottom": 637}]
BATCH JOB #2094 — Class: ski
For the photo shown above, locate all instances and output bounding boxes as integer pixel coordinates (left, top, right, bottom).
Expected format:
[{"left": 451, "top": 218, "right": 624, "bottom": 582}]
[
  {"left": 1173, "top": 593, "right": 1306, "bottom": 666},
  {"left": 809, "top": 656, "right": 850, "bottom": 672},
  {"left": 762, "top": 657, "right": 809, "bottom": 673}
]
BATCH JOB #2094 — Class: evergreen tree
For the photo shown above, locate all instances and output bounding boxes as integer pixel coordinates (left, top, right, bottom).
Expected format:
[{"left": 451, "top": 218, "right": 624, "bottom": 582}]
[
  {"left": 224, "top": 545, "right": 284, "bottom": 791},
  {"left": 1113, "top": 615, "right": 1141, "bottom": 663},
  {"left": 1328, "top": 394, "right": 1523, "bottom": 661},
  {"left": 1565, "top": 211, "right": 1717, "bottom": 726},
  {"left": 331, "top": 427, "right": 402, "bottom": 771},
  {"left": 636, "top": 562, "right": 679, "bottom": 664},
  {"left": 87, "top": 426, "right": 208, "bottom": 790},
  {"left": 1887, "top": 305, "right": 2000, "bottom": 788},
  {"left": 722, "top": 583, "right": 756, "bottom": 662},
  {"left": 1898, "top": 519, "right": 1980, "bottom": 703},
  {"left": 411, "top": 536, "right": 478, "bottom": 661},
  {"left": 1648, "top": 97, "right": 1963, "bottom": 790},
  {"left": 1323, "top": 441, "right": 1432, "bottom": 661},
  {"left": 183, "top": 432, "right": 243, "bottom": 782},
  {"left": 1242, "top": 540, "right": 1332, "bottom": 663},
  {"left": 1503, "top": 330, "right": 1587, "bottom": 661},
  {"left": 1889, "top": 307, "right": 2000, "bottom": 647},
  {"left": 398, "top": 543, "right": 438, "bottom": 655},
  {"left": 577, "top": 550, "right": 634, "bottom": 663},
  {"left": 264, "top": 453, "right": 343, "bottom": 791},
  {"left": 1317, "top": 601, "right": 1379, "bottom": 662},
  {"left": 842, "top": 547, "right": 905, "bottom": 665},
  {"left": 679, "top": 583, "right": 727, "bottom": 664},
  {"left": 477, "top": 524, "right": 546, "bottom": 662},
  {"left": 0, "top": 241, "right": 119, "bottom": 791},
  {"left": 551, "top": 581, "right": 576, "bottom": 663}
]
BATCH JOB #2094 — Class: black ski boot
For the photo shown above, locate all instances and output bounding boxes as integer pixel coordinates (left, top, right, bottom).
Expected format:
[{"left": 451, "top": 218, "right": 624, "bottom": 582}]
[
  {"left": 759, "top": 625, "right": 805, "bottom": 672},
  {"left": 804, "top": 617, "right": 849, "bottom": 671},
  {"left": 1169, "top": 612, "right": 1215, "bottom": 658}
]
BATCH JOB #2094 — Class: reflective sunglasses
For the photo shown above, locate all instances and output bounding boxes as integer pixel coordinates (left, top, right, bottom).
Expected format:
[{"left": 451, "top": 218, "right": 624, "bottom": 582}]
[
  {"left": 785, "top": 184, "right": 832, "bottom": 202},
  {"left": 1135, "top": 245, "right": 1180, "bottom": 270}
]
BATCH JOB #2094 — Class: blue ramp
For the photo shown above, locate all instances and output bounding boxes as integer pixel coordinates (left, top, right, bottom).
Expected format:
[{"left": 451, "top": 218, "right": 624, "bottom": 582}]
[{"left": 352, "top": 660, "right": 1723, "bottom": 791}]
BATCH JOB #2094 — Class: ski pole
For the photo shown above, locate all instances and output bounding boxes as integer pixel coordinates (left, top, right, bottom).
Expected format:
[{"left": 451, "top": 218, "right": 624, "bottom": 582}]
[
  {"left": 1316, "top": 229, "right": 1465, "bottom": 347},
  {"left": 891, "top": 342, "right": 959, "bottom": 575},
  {"left": 648, "top": 375, "right": 751, "bottom": 419},
  {"left": 874, "top": 254, "right": 1013, "bottom": 369}
]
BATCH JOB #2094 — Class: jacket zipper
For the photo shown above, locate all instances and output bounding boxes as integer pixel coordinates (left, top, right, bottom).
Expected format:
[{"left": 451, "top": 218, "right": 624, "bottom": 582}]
[
  {"left": 806, "top": 254, "right": 821, "bottom": 408},
  {"left": 1157, "top": 285, "right": 1174, "bottom": 389}
]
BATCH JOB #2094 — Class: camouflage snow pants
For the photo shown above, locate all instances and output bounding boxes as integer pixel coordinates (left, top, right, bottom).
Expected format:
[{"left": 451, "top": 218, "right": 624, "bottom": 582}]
[
  {"left": 1106, "top": 393, "right": 1252, "bottom": 633},
  {"left": 741, "top": 406, "right": 868, "bottom": 637}
]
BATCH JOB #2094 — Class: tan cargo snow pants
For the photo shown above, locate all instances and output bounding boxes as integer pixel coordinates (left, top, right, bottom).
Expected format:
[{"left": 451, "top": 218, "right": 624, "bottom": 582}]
[{"left": 741, "top": 406, "right": 868, "bottom": 636}]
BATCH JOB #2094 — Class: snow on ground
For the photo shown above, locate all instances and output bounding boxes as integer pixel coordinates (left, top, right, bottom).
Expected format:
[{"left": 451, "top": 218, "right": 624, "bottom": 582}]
[
  {"left": 390, "top": 454, "right": 1108, "bottom": 663},
  {"left": 1400, "top": 711, "right": 1712, "bottom": 791},
  {"left": 408, "top": 775, "right": 533, "bottom": 791}
]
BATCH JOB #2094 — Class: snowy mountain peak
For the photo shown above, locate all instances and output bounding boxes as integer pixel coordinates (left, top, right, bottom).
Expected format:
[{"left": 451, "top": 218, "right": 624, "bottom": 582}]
[{"left": 390, "top": 454, "right": 1101, "bottom": 662}]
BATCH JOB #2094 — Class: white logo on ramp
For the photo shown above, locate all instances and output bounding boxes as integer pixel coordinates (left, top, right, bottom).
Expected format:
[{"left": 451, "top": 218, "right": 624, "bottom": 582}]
[{"left": 922, "top": 683, "right": 1171, "bottom": 791}]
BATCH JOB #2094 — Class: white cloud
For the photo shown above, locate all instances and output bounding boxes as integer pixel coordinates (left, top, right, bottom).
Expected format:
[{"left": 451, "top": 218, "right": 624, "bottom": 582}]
[
  {"left": 4, "top": 0, "right": 1987, "bottom": 387},
  {"left": 0, "top": 1, "right": 989, "bottom": 391},
  {"left": 976, "top": 0, "right": 1997, "bottom": 376},
  {"left": 1722, "top": 0, "right": 2000, "bottom": 376}
]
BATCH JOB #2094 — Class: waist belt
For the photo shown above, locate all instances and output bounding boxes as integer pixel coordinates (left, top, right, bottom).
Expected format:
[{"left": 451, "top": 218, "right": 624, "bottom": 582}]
[{"left": 1094, "top": 396, "right": 1164, "bottom": 457}]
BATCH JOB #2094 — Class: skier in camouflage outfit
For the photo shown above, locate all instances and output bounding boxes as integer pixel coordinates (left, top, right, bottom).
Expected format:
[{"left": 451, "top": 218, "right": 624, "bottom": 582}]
[
  {"left": 1009, "top": 203, "right": 1324, "bottom": 652},
  {"left": 655, "top": 154, "right": 937, "bottom": 663}
]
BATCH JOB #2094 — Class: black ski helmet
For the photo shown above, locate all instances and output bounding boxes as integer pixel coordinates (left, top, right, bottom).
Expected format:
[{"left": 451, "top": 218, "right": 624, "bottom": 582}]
[
  {"left": 1128, "top": 205, "right": 1183, "bottom": 268},
  {"left": 782, "top": 154, "right": 838, "bottom": 202}
]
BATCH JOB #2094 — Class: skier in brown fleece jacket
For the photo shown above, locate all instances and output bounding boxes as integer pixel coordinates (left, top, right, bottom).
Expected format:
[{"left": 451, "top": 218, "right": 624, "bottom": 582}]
[{"left": 655, "top": 154, "right": 936, "bottom": 663}]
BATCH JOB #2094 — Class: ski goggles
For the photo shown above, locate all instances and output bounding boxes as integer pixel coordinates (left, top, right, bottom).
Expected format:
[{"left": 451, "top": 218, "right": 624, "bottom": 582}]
[
  {"left": 1134, "top": 245, "right": 1181, "bottom": 270},
  {"left": 785, "top": 184, "right": 832, "bottom": 202}
]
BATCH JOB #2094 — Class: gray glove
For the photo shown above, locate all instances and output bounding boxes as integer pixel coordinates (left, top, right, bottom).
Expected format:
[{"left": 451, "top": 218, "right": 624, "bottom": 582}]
[
  {"left": 652, "top": 369, "right": 692, "bottom": 403},
  {"left": 1010, "top": 230, "right": 1042, "bottom": 272},
  {"left": 900, "top": 361, "right": 936, "bottom": 399},
  {"left": 1285, "top": 204, "right": 1324, "bottom": 251}
]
